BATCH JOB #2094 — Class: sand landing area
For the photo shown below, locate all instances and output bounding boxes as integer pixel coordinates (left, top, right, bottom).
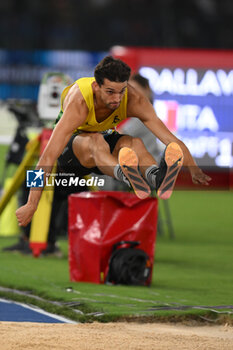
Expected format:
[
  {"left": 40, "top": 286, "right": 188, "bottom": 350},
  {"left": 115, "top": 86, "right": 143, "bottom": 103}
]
[{"left": 1, "top": 321, "right": 233, "bottom": 350}]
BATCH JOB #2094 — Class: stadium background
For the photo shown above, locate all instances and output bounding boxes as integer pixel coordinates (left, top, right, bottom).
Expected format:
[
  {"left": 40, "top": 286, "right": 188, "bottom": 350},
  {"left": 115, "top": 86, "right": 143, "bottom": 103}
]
[
  {"left": 0, "top": 1, "right": 233, "bottom": 349},
  {"left": 1, "top": 0, "right": 233, "bottom": 171}
]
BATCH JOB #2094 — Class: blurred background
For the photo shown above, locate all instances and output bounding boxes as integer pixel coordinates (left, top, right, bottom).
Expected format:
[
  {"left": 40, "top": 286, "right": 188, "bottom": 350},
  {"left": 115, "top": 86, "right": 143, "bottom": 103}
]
[
  {"left": 0, "top": 1, "right": 232, "bottom": 323},
  {"left": 1, "top": 0, "right": 233, "bottom": 50},
  {"left": 0, "top": 0, "right": 232, "bottom": 241},
  {"left": 1, "top": 0, "right": 233, "bottom": 165}
]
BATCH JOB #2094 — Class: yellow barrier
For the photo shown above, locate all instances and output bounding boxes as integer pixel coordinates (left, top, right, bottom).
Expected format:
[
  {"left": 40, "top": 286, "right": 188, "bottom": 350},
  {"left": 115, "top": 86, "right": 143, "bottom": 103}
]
[
  {"left": 29, "top": 165, "right": 56, "bottom": 257},
  {"left": 0, "top": 178, "right": 19, "bottom": 236},
  {"left": 0, "top": 136, "right": 40, "bottom": 216}
]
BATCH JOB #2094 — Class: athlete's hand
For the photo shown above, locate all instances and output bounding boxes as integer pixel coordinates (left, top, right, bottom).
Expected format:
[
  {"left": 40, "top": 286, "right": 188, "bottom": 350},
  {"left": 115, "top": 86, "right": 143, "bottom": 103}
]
[
  {"left": 16, "top": 203, "right": 37, "bottom": 227},
  {"left": 190, "top": 167, "right": 212, "bottom": 186}
]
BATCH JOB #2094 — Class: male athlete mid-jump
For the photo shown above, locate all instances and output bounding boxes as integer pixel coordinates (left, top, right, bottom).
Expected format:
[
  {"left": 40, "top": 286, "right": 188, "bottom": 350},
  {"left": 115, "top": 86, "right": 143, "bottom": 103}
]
[{"left": 16, "top": 56, "right": 211, "bottom": 227}]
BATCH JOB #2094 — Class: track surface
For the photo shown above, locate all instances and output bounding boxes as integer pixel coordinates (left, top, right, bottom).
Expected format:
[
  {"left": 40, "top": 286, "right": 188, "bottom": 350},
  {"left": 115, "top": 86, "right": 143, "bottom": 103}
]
[{"left": 0, "top": 299, "right": 75, "bottom": 324}]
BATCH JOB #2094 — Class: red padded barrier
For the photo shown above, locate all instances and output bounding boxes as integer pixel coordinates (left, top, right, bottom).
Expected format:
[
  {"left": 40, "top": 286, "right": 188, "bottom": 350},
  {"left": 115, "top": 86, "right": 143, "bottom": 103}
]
[
  {"left": 39, "top": 128, "right": 53, "bottom": 155},
  {"left": 68, "top": 191, "right": 158, "bottom": 284}
]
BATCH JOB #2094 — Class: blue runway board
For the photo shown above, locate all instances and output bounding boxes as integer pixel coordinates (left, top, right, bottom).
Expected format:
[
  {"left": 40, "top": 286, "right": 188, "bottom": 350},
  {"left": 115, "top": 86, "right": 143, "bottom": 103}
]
[{"left": 0, "top": 299, "right": 76, "bottom": 323}]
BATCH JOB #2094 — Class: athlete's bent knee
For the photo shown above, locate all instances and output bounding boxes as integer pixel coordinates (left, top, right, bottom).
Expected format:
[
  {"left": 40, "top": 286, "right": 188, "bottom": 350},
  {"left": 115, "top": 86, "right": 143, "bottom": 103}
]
[
  {"left": 90, "top": 133, "right": 110, "bottom": 154},
  {"left": 72, "top": 135, "right": 95, "bottom": 167},
  {"left": 131, "top": 137, "right": 145, "bottom": 151}
]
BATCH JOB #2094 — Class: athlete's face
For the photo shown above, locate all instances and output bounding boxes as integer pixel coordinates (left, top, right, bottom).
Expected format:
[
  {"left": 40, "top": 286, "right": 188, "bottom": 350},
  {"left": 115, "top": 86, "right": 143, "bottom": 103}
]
[{"left": 98, "top": 79, "right": 127, "bottom": 110}]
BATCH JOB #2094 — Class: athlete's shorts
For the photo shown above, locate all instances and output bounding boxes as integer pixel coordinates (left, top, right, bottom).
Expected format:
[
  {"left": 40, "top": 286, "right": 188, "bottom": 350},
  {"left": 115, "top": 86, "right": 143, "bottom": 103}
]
[{"left": 57, "top": 131, "right": 126, "bottom": 177}]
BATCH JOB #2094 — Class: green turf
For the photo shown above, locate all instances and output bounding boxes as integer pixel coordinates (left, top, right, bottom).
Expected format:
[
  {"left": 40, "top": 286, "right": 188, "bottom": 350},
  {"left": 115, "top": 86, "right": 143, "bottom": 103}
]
[{"left": 0, "top": 189, "right": 232, "bottom": 323}]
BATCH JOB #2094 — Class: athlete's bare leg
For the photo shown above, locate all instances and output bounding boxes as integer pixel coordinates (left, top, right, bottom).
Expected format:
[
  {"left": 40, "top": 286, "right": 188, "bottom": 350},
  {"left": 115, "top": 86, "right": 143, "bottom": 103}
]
[
  {"left": 112, "top": 135, "right": 157, "bottom": 176},
  {"left": 72, "top": 133, "right": 157, "bottom": 176},
  {"left": 72, "top": 133, "right": 183, "bottom": 200},
  {"left": 72, "top": 133, "right": 154, "bottom": 199},
  {"left": 72, "top": 133, "right": 118, "bottom": 176}
]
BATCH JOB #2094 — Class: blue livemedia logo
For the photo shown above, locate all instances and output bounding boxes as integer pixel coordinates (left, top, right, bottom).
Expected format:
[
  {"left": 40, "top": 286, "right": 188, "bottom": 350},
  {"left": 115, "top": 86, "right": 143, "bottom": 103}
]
[{"left": 26, "top": 168, "right": 45, "bottom": 188}]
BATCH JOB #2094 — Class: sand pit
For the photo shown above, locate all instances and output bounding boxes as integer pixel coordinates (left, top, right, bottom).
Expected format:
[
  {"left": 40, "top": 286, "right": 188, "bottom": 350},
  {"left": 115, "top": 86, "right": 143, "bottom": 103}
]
[{"left": 1, "top": 321, "right": 233, "bottom": 350}]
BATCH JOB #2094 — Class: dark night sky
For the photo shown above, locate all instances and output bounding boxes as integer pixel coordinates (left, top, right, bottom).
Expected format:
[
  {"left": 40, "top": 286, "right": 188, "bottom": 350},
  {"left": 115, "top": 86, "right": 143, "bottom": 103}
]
[{"left": 0, "top": 0, "right": 233, "bottom": 51}]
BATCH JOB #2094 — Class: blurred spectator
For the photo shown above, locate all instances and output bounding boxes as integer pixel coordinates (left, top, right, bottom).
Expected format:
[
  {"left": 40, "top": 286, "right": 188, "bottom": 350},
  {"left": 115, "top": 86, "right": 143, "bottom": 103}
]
[{"left": 119, "top": 73, "right": 163, "bottom": 161}]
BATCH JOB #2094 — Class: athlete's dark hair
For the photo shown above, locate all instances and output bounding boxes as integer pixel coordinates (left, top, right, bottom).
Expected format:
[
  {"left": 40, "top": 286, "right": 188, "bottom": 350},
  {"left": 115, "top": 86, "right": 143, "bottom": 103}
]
[{"left": 94, "top": 56, "right": 131, "bottom": 86}]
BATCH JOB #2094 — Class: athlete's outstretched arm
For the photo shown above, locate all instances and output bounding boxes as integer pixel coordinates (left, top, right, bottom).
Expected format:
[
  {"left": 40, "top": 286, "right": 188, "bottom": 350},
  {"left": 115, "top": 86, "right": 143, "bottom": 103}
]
[
  {"left": 127, "top": 86, "right": 211, "bottom": 185},
  {"left": 16, "top": 86, "right": 88, "bottom": 227}
]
